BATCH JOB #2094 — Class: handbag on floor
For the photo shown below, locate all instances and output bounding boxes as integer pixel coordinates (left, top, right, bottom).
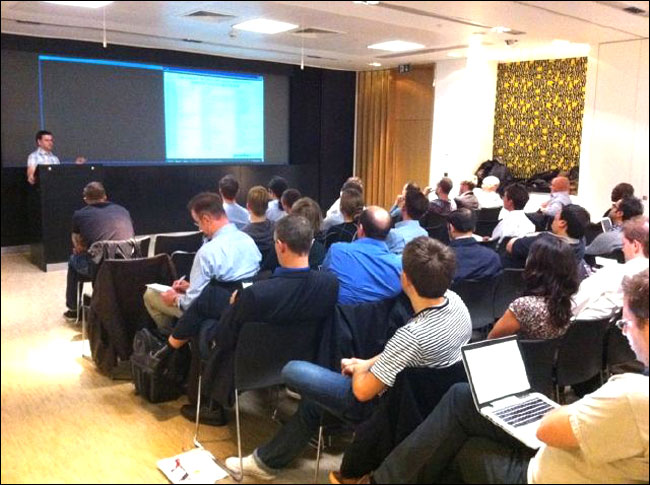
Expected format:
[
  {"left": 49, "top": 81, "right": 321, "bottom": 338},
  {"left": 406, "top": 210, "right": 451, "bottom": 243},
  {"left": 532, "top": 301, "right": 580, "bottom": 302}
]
[{"left": 131, "top": 328, "right": 189, "bottom": 403}]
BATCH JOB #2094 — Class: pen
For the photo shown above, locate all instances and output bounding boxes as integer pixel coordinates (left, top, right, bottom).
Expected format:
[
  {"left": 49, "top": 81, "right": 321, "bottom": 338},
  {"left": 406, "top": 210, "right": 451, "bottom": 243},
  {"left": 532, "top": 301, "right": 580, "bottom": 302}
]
[{"left": 178, "top": 275, "right": 186, "bottom": 282}]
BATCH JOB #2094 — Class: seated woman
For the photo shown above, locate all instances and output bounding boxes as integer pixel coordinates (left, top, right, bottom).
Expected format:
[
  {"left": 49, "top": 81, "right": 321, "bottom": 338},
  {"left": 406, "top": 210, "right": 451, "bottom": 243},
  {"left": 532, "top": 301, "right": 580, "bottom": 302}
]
[
  {"left": 488, "top": 236, "right": 578, "bottom": 340},
  {"left": 324, "top": 187, "right": 363, "bottom": 249}
]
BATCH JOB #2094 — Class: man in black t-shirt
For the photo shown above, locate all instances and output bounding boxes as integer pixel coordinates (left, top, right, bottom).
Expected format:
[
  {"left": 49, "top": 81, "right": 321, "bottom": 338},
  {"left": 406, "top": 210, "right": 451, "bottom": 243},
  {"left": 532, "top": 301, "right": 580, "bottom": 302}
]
[{"left": 64, "top": 181, "right": 134, "bottom": 321}]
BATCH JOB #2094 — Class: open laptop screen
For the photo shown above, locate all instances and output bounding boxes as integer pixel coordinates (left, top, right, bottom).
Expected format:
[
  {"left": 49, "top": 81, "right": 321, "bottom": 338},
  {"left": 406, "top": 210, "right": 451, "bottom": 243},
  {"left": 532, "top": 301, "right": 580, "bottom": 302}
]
[{"left": 463, "top": 337, "right": 531, "bottom": 405}]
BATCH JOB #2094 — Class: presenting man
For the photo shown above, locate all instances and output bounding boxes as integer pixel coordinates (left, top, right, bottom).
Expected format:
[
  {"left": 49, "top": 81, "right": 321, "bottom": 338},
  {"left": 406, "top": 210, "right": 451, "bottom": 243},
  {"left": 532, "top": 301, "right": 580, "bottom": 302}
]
[
  {"left": 27, "top": 130, "right": 85, "bottom": 185},
  {"left": 64, "top": 182, "right": 134, "bottom": 321}
]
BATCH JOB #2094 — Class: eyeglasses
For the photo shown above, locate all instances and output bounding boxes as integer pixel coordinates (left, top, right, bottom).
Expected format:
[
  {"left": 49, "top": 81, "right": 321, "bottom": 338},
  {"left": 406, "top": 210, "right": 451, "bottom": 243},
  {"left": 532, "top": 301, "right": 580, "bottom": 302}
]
[
  {"left": 615, "top": 319, "right": 632, "bottom": 331},
  {"left": 193, "top": 221, "right": 200, "bottom": 227}
]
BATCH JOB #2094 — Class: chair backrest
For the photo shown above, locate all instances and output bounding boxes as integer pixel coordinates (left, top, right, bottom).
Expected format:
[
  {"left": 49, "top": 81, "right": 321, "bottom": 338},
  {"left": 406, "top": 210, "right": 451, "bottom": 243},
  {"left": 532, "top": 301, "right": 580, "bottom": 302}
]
[
  {"left": 87, "top": 237, "right": 147, "bottom": 265},
  {"left": 136, "top": 236, "right": 151, "bottom": 258},
  {"left": 602, "top": 248, "right": 625, "bottom": 264},
  {"left": 493, "top": 268, "right": 525, "bottom": 319},
  {"left": 234, "top": 320, "right": 323, "bottom": 392},
  {"left": 420, "top": 211, "right": 449, "bottom": 244},
  {"left": 451, "top": 276, "right": 499, "bottom": 330},
  {"left": 555, "top": 318, "right": 611, "bottom": 389},
  {"left": 170, "top": 251, "right": 196, "bottom": 280},
  {"left": 474, "top": 208, "right": 502, "bottom": 237},
  {"left": 604, "top": 321, "right": 640, "bottom": 371},
  {"left": 518, "top": 338, "right": 560, "bottom": 399},
  {"left": 153, "top": 231, "right": 203, "bottom": 256}
]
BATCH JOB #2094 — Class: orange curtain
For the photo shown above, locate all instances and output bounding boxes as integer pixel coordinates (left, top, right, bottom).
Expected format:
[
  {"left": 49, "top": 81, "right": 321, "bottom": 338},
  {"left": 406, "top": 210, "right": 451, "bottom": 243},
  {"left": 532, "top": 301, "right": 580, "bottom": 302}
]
[{"left": 356, "top": 70, "right": 395, "bottom": 208}]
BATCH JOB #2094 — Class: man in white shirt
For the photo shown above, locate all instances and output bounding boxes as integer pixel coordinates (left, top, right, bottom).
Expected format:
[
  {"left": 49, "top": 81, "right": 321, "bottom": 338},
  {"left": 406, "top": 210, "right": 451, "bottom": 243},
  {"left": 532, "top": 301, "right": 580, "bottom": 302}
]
[
  {"left": 323, "top": 177, "right": 364, "bottom": 231},
  {"left": 474, "top": 175, "right": 503, "bottom": 209},
  {"left": 573, "top": 216, "right": 649, "bottom": 320},
  {"left": 219, "top": 175, "right": 249, "bottom": 230},
  {"left": 491, "top": 183, "right": 535, "bottom": 243},
  {"left": 26, "top": 130, "right": 60, "bottom": 185}
]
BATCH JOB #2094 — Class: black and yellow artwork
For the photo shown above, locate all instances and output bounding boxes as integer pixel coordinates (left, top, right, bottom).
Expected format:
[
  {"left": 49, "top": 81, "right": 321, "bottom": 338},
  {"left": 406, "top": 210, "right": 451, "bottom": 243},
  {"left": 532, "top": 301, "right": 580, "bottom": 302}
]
[{"left": 493, "top": 57, "right": 587, "bottom": 178}]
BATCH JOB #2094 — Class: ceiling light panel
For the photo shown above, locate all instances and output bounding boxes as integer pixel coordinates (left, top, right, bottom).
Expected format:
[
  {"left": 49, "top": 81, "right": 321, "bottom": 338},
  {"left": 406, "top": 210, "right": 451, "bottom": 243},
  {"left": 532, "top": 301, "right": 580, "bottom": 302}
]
[
  {"left": 232, "top": 19, "right": 298, "bottom": 34},
  {"left": 368, "top": 40, "right": 425, "bottom": 52},
  {"left": 44, "top": 1, "right": 113, "bottom": 8}
]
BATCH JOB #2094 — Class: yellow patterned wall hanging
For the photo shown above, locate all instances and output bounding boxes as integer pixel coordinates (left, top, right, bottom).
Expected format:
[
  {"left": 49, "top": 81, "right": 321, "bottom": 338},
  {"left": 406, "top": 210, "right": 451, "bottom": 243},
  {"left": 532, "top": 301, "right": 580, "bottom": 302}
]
[{"left": 493, "top": 57, "right": 587, "bottom": 178}]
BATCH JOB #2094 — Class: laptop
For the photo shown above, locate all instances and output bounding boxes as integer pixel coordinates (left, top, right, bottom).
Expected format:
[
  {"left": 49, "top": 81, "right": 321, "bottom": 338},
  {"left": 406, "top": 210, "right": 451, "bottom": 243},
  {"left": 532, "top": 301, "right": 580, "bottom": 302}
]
[{"left": 461, "top": 336, "right": 559, "bottom": 449}]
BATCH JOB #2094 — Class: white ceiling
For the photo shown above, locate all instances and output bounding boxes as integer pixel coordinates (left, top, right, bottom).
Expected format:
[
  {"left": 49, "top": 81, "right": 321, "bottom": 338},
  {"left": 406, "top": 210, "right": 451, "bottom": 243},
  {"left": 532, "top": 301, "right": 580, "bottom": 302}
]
[{"left": 1, "top": 1, "right": 648, "bottom": 70}]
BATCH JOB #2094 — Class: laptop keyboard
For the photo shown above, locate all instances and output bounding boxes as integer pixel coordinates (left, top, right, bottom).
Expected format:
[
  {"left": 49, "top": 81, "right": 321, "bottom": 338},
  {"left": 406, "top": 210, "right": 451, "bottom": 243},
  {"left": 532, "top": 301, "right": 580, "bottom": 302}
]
[{"left": 493, "top": 398, "right": 554, "bottom": 427}]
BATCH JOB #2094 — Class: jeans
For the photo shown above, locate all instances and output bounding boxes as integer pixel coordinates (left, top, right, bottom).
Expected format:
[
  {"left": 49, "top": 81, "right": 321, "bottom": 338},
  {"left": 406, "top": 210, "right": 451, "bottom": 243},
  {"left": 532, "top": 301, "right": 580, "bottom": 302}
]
[
  {"left": 373, "top": 383, "right": 533, "bottom": 484},
  {"left": 255, "top": 361, "right": 373, "bottom": 471},
  {"left": 65, "top": 253, "right": 95, "bottom": 310}
]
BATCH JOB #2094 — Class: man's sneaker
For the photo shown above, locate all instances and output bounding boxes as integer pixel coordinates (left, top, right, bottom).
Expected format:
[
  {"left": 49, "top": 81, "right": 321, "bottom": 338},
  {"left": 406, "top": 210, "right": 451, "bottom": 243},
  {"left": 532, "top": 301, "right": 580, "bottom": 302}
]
[
  {"left": 63, "top": 309, "right": 78, "bottom": 322},
  {"left": 329, "top": 471, "right": 371, "bottom": 484},
  {"left": 180, "top": 403, "right": 227, "bottom": 426},
  {"left": 225, "top": 454, "right": 277, "bottom": 481}
]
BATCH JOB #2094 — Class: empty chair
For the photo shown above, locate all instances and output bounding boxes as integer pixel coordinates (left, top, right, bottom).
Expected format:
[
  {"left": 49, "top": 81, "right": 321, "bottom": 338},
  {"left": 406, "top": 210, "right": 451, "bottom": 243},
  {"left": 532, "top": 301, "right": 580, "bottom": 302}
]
[
  {"left": 474, "top": 207, "right": 502, "bottom": 237},
  {"left": 493, "top": 269, "right": 525, "bottom": 320},
  {"left": 451, "top": 276, "right": 499, "bottom": 333},
  {"left": 518, "top": 338, "right": 560, "bottom": 399},
  {"left": 419, "top": 211, "right": 449, "bottom": 245},
  {"left": 153, "top": 231, "right": 203, "bottom": 256},
  {"left": 603, "top": 320, "right": 644, "bottom": 378},
  {"left": 554, "top": 318, "right": 612, "bottom": 403}
]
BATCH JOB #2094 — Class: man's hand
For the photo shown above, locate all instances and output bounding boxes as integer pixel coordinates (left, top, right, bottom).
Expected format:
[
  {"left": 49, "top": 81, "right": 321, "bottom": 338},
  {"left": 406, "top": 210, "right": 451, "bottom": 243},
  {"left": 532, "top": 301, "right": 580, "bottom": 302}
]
[
  {"left": 74, "top": 156, "right": 87, "bottom": 165},
  {"left": 341, "top": 357, "right": 362, "bottom": 376},
  {"left": 161, "top": 289, "right": 179, "bottom": 307},
  {"left": 229, "top": 290, "right": 239, "bottom": 306},
  {"left": 172, "top": 279, "right": 189, "bottom": 293}
]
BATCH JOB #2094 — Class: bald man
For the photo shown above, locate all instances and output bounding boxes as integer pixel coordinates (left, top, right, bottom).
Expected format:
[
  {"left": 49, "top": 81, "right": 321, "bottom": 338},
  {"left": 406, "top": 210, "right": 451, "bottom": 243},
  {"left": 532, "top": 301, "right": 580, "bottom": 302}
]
[
  {"left": 540, "top": 176, "right": 571, "bottom": 217},
  {"left": 322, "top": 206, "right": 403, "bottom": 304}
]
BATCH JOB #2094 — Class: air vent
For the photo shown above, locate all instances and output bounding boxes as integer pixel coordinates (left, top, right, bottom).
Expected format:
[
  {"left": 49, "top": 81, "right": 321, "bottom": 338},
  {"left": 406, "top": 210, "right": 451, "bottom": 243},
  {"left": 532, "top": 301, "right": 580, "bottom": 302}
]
[
  {"left": 291, "top": 27, "right": 343, "bottom": 38},
  {"left": 184, "top": 10, "right": 235, "bottom": 21},
  {"left": 15, "top": 19, "right": 43, "bottom": 26},
  {"left": 306, "top": 54, "right": 338, "bottom": 60},
  {"left": 182, "top": 39, "right": 203, "bottom": 44},
  {"left": 595, "top": 1, "right": 649, "bottom": 17}
]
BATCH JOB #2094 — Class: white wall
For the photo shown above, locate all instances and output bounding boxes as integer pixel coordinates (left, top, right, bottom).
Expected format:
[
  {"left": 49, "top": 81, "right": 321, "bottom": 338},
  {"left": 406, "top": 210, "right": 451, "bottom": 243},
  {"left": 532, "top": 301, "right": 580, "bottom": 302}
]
[
  {"left": 579, "top": 39, "right": 649, "bottom": 219},
  {"left": 430, "top": 58, "right": 497, "bottom": 192}
]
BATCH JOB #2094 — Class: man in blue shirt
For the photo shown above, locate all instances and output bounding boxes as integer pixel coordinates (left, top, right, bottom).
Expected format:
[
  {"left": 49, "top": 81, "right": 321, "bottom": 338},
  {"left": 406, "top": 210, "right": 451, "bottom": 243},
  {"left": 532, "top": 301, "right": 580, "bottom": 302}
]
[
  {"left": 386, "top": 190, "right": 429, "bottom": 254},
  {"left": 448, "top": 208, "right": 502, "bottom": 283},
  {"left": 219, "top": 175, "right": 249, "bottom": 230},
  {"left": 323, "top": 206, "right": 402, "bottom": 304},
  {"left": 143, "top": 192, "right": 261, "bottom": 331}
]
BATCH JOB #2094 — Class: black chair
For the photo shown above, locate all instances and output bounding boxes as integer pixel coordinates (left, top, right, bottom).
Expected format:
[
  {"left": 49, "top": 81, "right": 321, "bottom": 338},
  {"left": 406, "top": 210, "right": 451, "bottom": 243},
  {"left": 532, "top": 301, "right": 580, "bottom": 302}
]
[
  {"left": 451, "top": 276, "right": 500, "bottom": 335},
  {"left": 192, "top": 320, "right": 325, "bottom": 481},
  {"left": 170, "top": 251, "right": 196, "bottom": 280},
  {"left": 584, "top": 222, "right": 603, "bottom": 246},
  {"left": 419, "top": 211, "right": 449, "bottom": 245},
  {"left": 519, "top": 338, "right": 560, "bottom": 399},
  {"left": 492, "top": 269, "right": 525, "bottom": 320},
  {"left": 153, "top": 232, "right": 203, "bottom": 256},
  {"left": 474, "top": 207, "right": 502, "bottom": 237},
  {"left": 601, "top": 248, "right": 625, "bottom": 264},
  {"left": 603, "top": 320, "right": 644, "bottom": 378},
  {"left": 555, "top": 318, "right": 612, "bottom": 403}
]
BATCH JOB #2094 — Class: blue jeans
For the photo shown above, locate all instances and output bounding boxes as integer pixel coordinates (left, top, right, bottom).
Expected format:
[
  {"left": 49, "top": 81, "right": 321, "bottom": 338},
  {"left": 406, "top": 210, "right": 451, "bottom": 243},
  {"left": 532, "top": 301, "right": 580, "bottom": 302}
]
[
  {"left": 373, "top": 383, "right": 533, "bottom": 484},
  {"left": 255, "top": 361, "right": 373, "bottom": 471},
  {"left": 65, "top": 253, "right": 95, "bottom": 310}
]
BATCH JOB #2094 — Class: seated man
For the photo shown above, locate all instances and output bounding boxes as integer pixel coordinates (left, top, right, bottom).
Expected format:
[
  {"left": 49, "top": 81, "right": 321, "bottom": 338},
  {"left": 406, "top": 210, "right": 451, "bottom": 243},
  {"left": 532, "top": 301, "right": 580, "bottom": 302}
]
[
  {"left": 64, "top": 181, "right": 134, "bottom": 321},
  {"left": 490, "top": 183, "right": 535, "bottom": 243},
  {"left": 324, "top": 177, "right": 365, "bottom": 231},
  {"left": 603, "top": 182, "right": 635, "bottom": 217},
  {"left": 226, "top": 236, "right": 473, "bottom": 480},
  {"left": 173, "top": 215, "right": 339, "bottom": 424},
  {"left": 427, "top": 177, "right": 456, "bottom": 217},
  {"left": 143, "top": 192, "right": 261, "bottom": 331},
  {"left": 586, "top": 196, "right": 644, "bottom": 256},
  {"left": 574, "top": 216, "right": 649, "bottom": 320},
  {"left": 505, "top": 204, "right": 590, "bottom": 271},
  {"left": 241, "top": 186, "right": 274, "bottom": 261},
  {"left": 323, "top": 206, "right": 402, "bottom": 304},
  {"left": 325, "top": 188, "right": 364, "bottom": 249},
  {"left": 385, "top": 190, "right": 429, "bottom": 254},
  {"left": 266, "top": 176, "right": 288, "bottom": 222},
  {"left": 474, "top": 175, "right": 503, "bottom": 209},
  {"left": 448, "top": 209, "right": 502, "bottom": 282},
  {"left": 539, "top": 175, "right": 571, "bottom": 217},
  {"left": 280, "top": 188, "right": 302, "bottom": 215},
  {"left": 454, "top": 180, "right": 479, "bottom": 210},
  {"left": 218, "top": 174, "right": 249, "bottom": 230},
  {"left": 361, "top": 268, "right": 648, "bottom": 484}
]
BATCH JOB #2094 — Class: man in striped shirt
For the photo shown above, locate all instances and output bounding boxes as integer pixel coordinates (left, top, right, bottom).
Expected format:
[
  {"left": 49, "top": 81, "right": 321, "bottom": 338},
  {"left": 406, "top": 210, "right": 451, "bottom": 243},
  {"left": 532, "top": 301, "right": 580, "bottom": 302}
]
[
  {"left": 26, "top": 130, "right": 60, "bottom": 185},
  {"left": 225, "top": 237, "right": 473, "bottom": 480}
]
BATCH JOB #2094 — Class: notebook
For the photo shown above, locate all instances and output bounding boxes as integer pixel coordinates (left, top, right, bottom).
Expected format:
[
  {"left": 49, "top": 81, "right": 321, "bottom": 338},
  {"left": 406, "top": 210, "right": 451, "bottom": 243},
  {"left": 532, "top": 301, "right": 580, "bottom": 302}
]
[{"left": 461, "top": 336, "right": 559, "bottom": 449}]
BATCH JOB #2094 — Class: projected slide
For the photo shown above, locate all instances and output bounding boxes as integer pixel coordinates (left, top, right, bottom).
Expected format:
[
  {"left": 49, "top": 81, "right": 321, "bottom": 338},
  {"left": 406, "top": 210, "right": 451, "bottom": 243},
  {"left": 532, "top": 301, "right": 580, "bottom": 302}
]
[{"left": 164, "top": 70, "right": 264, "bottom": 161}]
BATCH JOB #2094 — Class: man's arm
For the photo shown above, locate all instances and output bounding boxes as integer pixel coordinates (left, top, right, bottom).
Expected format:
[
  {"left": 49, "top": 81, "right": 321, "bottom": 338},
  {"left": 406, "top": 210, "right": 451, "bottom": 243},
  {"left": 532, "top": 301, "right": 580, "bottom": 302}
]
[
  {"left": 71, "top": 232, "right": 86, "bottom": 254},
  {"left": 536, "top": 405, "right": 579, "bottom": 448},
  {"left": 342, "top": 355, "right": 386, "bottom": 402},
  {"left": 26, "top": 165, "right": 37, "bottom": 185}
]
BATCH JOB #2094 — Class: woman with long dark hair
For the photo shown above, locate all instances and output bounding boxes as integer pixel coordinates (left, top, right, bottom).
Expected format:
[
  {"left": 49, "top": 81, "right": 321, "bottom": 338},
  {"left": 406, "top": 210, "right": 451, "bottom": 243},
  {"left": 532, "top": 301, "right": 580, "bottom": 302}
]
[{"left": 489, "top": 235, "right": 579, "bottom": 339}]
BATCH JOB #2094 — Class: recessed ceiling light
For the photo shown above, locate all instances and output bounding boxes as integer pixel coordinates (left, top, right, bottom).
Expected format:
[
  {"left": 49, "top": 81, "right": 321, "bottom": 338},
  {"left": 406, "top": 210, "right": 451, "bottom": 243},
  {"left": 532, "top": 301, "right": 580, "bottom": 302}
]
[
  {"left": 232, "top": 19, "right": 298, "bottom": 34},
  {"left": 353, "top": 1, "right": 380, "bottom": 5},
  {"left": 491, "top": 26, "right": 512, "bottom": 33},
  {"left": 44, "top": 1, "right": 113, "bottom": 7},
  {"left": 447, "top": 52, "right": 463, "bottom": 58},
  {"left": 368, "top": 40, "right": 425, "bottom": 52},
  {"left": 368, "top": 62, "right": 382, "bottom": 67}
]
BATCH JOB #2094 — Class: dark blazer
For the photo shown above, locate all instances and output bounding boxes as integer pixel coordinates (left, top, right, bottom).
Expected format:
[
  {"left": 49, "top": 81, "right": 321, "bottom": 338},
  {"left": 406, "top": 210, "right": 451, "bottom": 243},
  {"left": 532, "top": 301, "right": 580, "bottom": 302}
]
[
  {"left": 201, "top": 269, "right": 339, "bottom": 406},
  {"left": 450, "top": 237, "right": 502, "bottom": 282}
]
